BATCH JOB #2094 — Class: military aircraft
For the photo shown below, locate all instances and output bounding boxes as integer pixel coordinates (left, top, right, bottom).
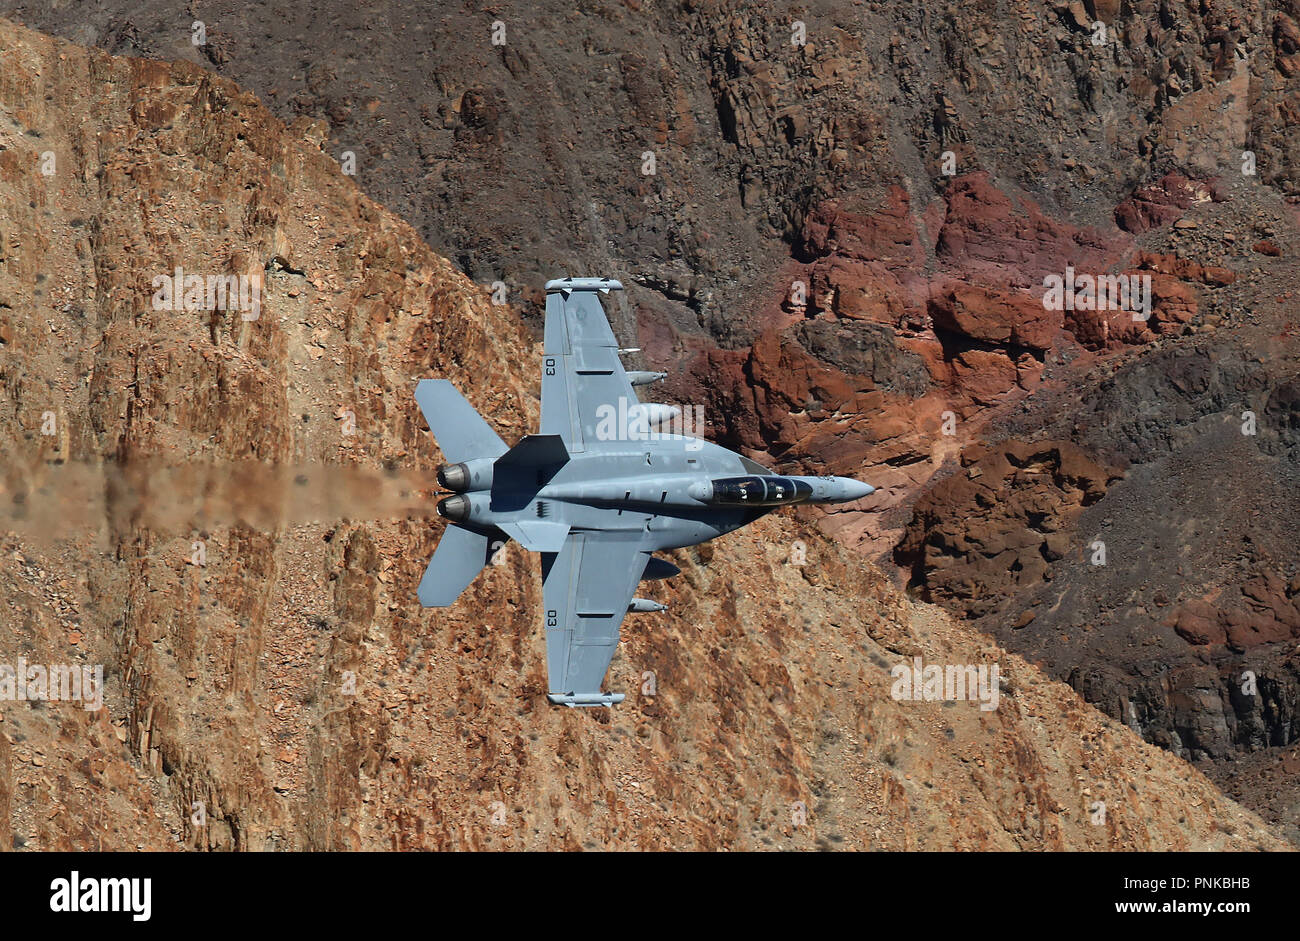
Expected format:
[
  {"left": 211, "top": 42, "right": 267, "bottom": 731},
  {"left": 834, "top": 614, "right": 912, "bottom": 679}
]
[{"left": 415, "top": 277, "right": 875, "bottom": 707}]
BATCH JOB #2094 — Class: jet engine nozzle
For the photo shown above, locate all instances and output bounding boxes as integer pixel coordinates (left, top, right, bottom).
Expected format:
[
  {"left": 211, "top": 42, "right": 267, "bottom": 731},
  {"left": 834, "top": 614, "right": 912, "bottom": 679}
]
[
  {"left": 437, "top": 494, "right": 470, "bottom": 522},
  {"left": 436, "top": 457, "right": 495, "bottom": 492},
  {"left": 437, "top": 463, "right": 468, "bottom": 491}
]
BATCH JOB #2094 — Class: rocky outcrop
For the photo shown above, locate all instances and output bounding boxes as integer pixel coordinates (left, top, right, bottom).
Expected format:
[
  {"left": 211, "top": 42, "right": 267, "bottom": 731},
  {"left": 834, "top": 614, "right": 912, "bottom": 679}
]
[
  {"left": 895, "top": 441, "right": 1117, "bottom": 617},
  {"left": 942, "top": 322, "right": 1300, "bottom": 830},
  {"left": 1169, "top": 571, "right": 1300, "bottom": 650},
  {"left": 4, "top": 0, "right": 1295, "bottom": 326},
  {"left": 1115, "top": 173, "right": 1225, "bottom": 234}
]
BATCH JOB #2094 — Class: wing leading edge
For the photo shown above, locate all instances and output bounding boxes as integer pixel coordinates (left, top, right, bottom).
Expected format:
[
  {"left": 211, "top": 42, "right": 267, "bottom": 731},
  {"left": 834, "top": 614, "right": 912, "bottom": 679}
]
[{"left": 541, "top": 530, "right": 650, "bottom": 707}]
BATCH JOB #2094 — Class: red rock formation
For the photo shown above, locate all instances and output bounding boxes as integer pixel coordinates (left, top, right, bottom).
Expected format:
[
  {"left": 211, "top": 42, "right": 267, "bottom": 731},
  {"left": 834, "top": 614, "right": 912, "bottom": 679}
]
[
  {"left": 1115, "top": 173, "right": 1223, "bottom": 234},
  {"left": 679, "top": 172, "right": 1236, "bottom": 561},
  {"left": 1169, "top": 572, "right": 1300, "bottom": 650}
]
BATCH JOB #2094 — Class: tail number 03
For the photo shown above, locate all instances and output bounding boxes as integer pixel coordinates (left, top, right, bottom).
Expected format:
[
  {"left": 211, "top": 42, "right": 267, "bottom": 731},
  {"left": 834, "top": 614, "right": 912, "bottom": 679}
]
[
  {"left": 546, "top": 609, "right": 558, "bottom": 628},
  {"left": 545, "top": 358, "right": 556, "bottom": 376}
]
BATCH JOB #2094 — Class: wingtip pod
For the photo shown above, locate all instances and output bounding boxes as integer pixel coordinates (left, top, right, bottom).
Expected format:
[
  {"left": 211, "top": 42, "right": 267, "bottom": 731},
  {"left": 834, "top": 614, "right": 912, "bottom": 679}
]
[
  {"left": 544, "top": 276, "right": 625, "bottom": 296},
  {"left": 547, "top": 692, "right": 626, "bottom": 708}
]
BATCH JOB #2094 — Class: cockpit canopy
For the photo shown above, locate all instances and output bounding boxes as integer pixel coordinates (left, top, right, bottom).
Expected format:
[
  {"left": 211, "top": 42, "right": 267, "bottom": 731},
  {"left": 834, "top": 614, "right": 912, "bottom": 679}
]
[{"left": 709, "top": 475, "right": 813, "bottom": 506}]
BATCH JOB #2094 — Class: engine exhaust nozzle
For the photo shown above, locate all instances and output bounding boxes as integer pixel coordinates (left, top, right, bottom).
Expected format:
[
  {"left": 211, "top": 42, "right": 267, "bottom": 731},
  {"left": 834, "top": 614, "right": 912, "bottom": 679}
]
[
  {"left": 437, "top": 462, "right": 469, "bottom": 492},
  {"left": 437, "top": 457, "right": 494, "bottom": 492},
  {"left": 437, "top": 494, "right": 470, "bottom": 522}
]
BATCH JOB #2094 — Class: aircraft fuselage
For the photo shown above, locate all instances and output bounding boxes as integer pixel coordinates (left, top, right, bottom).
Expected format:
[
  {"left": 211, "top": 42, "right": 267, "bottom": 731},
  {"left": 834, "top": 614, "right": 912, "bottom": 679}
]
[{"left": 438, "top": 435, "right": 871, "bottom": 553}]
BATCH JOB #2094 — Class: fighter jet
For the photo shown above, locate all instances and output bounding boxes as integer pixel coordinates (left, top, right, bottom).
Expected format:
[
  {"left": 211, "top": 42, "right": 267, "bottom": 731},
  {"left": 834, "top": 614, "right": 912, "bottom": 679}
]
[{"left": 415, "top": 277, "right": 874, "bottom": 707}]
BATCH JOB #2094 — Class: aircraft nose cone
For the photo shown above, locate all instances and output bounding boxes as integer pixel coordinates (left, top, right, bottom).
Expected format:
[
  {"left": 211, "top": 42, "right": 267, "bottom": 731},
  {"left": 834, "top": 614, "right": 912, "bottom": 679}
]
[{"left": 835, "top": 477, "right": 875, "bottom": 502}]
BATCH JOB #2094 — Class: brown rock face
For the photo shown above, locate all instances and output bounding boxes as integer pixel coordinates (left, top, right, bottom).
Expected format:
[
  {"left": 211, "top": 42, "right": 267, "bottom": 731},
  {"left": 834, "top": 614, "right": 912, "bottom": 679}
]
[
  {"left": 896, "top": 442, "right": 1117, "bottom": 617},
  {"left": 676, "top": 171, "right": 1237, "bottom": 567},
  {"left": 0, "top": 18, "right": 1286, "bottom": 851},
  {"left": 929, "top": 283, "right": 1060, "bottom": 353}
]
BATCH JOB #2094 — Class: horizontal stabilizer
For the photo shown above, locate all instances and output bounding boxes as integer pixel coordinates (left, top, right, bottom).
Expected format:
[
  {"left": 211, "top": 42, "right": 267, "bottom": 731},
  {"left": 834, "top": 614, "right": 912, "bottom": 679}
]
[
  {"left": 417, "top": 523, "right": 498, "bottom": 607},
  {"left": 415, "top": 379, "right": 507, "bottom": 464}
]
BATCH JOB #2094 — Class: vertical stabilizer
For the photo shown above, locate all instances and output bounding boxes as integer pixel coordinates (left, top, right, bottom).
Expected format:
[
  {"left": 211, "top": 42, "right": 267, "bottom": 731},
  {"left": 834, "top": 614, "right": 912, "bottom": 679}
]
[{"left": 415, "top": 379, "right": 508, "bottom": 464}]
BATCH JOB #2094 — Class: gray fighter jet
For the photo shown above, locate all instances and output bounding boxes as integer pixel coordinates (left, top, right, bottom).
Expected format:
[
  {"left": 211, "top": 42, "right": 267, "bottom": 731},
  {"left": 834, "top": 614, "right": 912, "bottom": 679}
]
[{"left": 416, "top": 277, "right": 874, "bottom": 707}]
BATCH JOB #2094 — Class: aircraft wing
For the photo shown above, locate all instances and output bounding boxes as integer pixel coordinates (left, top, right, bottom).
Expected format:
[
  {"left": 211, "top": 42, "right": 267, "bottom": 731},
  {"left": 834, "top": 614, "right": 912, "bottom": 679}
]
[
  {"left": 541, "top": 529, "right": 650, "bottom": 707},
  {"left": 540, "top": 281, "right": 638, "bottom": 454}
]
